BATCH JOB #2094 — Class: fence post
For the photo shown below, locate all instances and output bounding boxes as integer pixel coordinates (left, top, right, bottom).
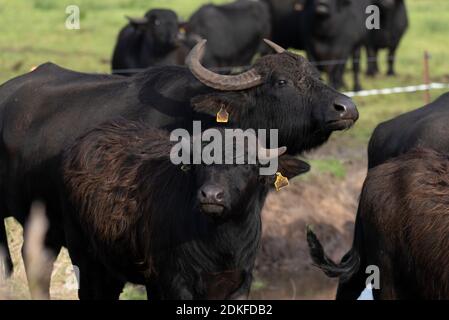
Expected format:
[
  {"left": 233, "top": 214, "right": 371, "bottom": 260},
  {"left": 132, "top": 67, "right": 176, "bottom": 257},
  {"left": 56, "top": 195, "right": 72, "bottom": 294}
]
[{"left": 423, "top": 51, "right": 431, "bottom": 104}]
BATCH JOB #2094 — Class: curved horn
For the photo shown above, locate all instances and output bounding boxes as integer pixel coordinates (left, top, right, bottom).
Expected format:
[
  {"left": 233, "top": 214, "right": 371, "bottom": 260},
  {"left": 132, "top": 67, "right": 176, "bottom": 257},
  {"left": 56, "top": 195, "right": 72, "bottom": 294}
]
[
  {"left": 263, "top": 39, "right": 286, "bottom": 54},
  {"left": 186, "top": 39, "right": 263, "bottom": 91},
  {"left": 258, "top": 144, "right": 287, "bottom": 161},
  {"left": 126, "top": 16, "right": 148, "bottom": 25}
]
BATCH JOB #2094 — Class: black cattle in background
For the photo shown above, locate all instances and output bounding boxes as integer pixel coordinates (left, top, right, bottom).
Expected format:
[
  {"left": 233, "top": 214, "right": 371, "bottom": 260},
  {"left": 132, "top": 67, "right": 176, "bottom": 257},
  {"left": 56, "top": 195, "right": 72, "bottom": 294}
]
[
  {"left": 366, "top": 0, "right": 408, "bottom": 76},
  {"left": 368, "top": 92, "right": 449, "bottom": 169},
  {"left": 307, "top": 0, "right": 372, "bottom": 92},
  {"left": 308, "top": 148, "right": 449, "bottom": 299},
  {"left": 62, "top": 122, "right": 310, "bottom": 299},
  {"left": 0, "top": 40, "right": 358, "bottom": 298},
  {"left": 111, "top": 9, "right": 189, "bottom": 76},
  {"left": 185, "top": 0, "right": 272, "bottom": 67},
  {"left": 261, "top": 0, "right": 311, "bottom": 51}
]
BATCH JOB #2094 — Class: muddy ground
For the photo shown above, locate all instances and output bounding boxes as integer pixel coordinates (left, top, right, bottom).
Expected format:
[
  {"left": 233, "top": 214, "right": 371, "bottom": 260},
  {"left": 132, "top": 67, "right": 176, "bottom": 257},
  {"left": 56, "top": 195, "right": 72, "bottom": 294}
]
[{"left": 251, "top": 141, "right": 367, "bottom": 299}]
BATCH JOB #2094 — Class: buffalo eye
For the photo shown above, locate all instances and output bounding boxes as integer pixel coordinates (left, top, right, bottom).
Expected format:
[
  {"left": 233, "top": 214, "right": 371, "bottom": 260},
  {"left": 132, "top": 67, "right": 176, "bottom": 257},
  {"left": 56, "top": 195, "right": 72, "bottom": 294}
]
[
  {"left": 153, "top": 19, "right": 161, "bottom": 27},
  {"left": 276, "top": 79, "right": 288, "bottom": 87}
]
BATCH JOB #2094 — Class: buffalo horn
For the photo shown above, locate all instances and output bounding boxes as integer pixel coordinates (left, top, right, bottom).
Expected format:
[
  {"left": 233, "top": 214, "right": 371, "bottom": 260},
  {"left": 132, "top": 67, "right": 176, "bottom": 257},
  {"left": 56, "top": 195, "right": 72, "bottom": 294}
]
[
  {"left": 186, "top": 39, "right": 263, "bottom": 91},
  {"left": 263, "top": 39, "right": 286, "bottom": 54}
]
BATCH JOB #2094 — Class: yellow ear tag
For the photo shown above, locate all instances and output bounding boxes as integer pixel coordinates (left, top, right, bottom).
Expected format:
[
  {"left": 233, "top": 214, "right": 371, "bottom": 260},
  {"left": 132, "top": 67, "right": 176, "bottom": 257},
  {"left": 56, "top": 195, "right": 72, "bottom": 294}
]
[
  {"left": 216, "top": 106, "right": 229, "bottom": 123},
  {"left": 274, "top": 172, "right": 289, "bottom": 191}
]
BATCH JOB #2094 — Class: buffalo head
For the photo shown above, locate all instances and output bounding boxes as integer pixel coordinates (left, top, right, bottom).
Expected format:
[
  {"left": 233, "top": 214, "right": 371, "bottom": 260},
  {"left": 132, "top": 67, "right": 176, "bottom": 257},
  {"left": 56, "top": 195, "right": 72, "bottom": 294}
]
[
  {"left": 194, "top": 155, "right": 309, "bottom": 220},
  {"left": 127, "top": 9, "right": 181, "bottom": 50},
  {"left": 187, "top": 40, "right": 359, "bottom": 155},
  {"left": 175, "top": 130, "right": 310, "bottom": 220}
]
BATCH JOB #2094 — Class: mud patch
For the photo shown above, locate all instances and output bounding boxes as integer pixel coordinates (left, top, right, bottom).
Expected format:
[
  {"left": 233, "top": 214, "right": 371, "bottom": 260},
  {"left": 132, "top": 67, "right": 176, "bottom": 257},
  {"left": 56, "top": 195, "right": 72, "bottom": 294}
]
[{"left": 252, "top": 153, "right": 366, "bottom": 299}]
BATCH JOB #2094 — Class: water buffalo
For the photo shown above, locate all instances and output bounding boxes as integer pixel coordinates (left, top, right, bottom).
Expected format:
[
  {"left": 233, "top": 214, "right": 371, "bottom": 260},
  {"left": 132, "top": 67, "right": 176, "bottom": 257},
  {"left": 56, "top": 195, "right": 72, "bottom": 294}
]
[
  {"left": 366, "top": 0, "right": 408, "bottom": 76},
  {"left": 261, "top": 0, "right": 310, "bottom": 51},
  {"left": 62, "top": 121, "right": 310, "bottom": 299},
  {"left": 308, "top": 148, "right": 449, "bottom": 299},
  {"left": 307, "top": 0, "right": 372, "bottom": 91},
  {"left": 0, "top": 40, "right": 358, "bottom": 297},
  {"left": 368, "top": 92, "right": 449, "bottom": 169},
  {"left": 184, "top": 0, "right": 272, "bottom": 67},
  {"left": 111, "top": 9, "right": 189, "bottom": 75}
]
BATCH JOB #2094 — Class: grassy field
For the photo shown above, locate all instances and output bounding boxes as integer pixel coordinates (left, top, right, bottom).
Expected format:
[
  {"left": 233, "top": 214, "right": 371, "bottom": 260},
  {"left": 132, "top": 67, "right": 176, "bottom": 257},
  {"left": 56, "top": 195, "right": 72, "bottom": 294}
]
[{"left": 1, "top": 0, "right": 449, "bottom": 299}]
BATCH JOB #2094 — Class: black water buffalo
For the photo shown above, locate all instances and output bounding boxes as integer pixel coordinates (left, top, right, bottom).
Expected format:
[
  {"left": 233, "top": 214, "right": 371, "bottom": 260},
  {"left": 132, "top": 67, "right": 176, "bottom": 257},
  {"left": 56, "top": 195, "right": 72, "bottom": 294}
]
[
  {"left": 62, "top": 122, "right": 310, "bottom": 299},
  {"left": 368, "top": 92, "right": 449, "bottom": 169},
  {"left": 366, "top": 0, "right": 408, "bottom": 76},
  {"left": 261, "top": 0, "right": 310, "bottom": 51},
  {"left": 307, "top": 0, "right": 372, "bottom": 91},
  {"left": 0, "top": 40, "right": 358, "bottom": 297},
  {"left": 185, "top": 0, "right": 272, "bottom": 67},
  {"left": 308, "top": 148, "right": 449, "bottom": 299},
  {"left": 111, "top": 9, "right": 189, "bottom": 75}
]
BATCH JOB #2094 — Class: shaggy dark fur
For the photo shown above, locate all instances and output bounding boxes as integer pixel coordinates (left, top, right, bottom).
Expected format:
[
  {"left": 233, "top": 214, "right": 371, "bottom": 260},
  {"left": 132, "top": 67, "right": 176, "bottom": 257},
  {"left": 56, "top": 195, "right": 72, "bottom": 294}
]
[
  {"left": 308, "top": 148, "right": 449, "bottom": 299},
  {"left": 62, "top": 120, "right": 310, "bottom": 300}
]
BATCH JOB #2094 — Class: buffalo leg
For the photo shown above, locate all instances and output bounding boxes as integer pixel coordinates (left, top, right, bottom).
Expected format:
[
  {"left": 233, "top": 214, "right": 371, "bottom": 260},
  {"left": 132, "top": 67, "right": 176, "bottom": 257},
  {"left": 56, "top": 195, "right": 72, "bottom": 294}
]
[
  {"left": 77, "top": 259, "right": 125, "bottom": 300},
  {"left": 329, "top": 63, "right": 346, "bottom": 91},
  {"left": 336, "top": 215, "right": 369, "bottom": 300},
  {"left": 63, "top": 211, "right": 124, "bottom": 300},
  {"left": 146, "top": 282, "right": 162, "bottom": 300},
  {"left": 147, "top": 273, "right": 193, "bottom": 300},
  {"left": 229, "top": 271, "right": 252, "bottom": 300},
  {"left": 366, "top": 47, "right": 379, "bottom": 77},
  {"left": 387, "top": 45, "right": 397, "bottom": 76},
  {"left": 352, "top": 48, "right": 362, "bottom": 92},
  {"left": 66, "top": 239, "right": 125, "bottom": 300},
  {"left": 371, "top": 261, "right": 399, "bottom": 300},
  {"left": 335, "top": 252, "right": 367, "bottom": 300}
]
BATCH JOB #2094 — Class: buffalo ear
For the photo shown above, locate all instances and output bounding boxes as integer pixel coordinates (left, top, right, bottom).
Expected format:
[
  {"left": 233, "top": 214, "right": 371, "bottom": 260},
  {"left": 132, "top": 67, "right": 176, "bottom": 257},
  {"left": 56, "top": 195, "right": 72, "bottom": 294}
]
[
  {"left": 190, "top": 92, "right": 248, "bottom": 122},
  {"left": 278, "top": 156, "right": 310, "bottom": 180}
]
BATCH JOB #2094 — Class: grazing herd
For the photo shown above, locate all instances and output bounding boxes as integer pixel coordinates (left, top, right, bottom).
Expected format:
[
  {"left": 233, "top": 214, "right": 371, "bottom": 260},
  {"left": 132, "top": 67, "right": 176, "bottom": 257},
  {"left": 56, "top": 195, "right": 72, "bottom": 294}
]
[
  {"left": 1, "top": 0, "right": 448, "bottom": 301},
  {"left": 112, "top": 0, "right": 408, "bottom": 90}
]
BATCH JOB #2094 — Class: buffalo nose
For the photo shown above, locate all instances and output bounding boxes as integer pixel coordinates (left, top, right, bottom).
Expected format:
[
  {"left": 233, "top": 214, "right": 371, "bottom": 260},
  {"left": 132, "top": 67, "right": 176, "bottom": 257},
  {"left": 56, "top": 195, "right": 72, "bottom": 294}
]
[
  {"left": 200, "top": 186, "right": 225, "bottom": 203},
  {"left": 333, "top": 96, "right": 359, "bottom": 121}
]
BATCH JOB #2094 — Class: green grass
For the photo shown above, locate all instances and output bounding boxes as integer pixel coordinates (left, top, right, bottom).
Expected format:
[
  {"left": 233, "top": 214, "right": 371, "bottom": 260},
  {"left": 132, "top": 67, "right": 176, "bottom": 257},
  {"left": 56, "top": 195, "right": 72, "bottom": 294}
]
[
  {"left": 119, "top": 284, "right": 147, "bottom": 300},
  {"left": 308, "top": 159, "right": 347, "bottom": 179}
]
